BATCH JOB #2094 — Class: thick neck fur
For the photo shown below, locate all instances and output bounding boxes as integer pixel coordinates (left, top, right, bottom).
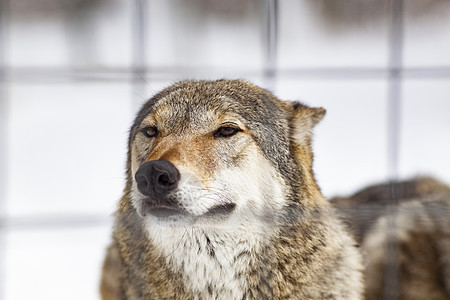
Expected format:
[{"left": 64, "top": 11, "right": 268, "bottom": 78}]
[{"left": 146, "top": 221, "right": 268, "bottom": 300}]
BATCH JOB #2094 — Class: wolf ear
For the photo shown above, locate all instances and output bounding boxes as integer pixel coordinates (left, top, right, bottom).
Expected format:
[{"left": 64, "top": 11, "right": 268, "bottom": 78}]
[
  {"left": 289, "top": 102, "right": 326, "bottom": 144},
  {"left": 309, "top": 106, "right": 326, "bottom": 126}
]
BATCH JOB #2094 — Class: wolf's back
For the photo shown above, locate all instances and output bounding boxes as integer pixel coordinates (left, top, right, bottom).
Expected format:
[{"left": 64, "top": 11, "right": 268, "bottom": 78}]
[{"left": 332, "top": 177, "right": 450, "bottom": 300}]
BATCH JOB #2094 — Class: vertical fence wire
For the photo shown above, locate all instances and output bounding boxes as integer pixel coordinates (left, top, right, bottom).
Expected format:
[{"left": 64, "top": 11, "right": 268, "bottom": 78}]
[
  {"left": 133, "top": 0, "right": 148, "bottom": 73},
  {"left": 263, "top": 0, "right": 278, "bottom": 91},
  {"left": 0, "top": 0, "right": 8, "bottom": 297},
  {"left": 388, "top": 0, "right": 403, "bottom": 182},
  {"left": 131, "top": 0, "right": 149, "bottom": 109},
  {"left": 384, "top": 0, "right": 404, "bottom": 299}
]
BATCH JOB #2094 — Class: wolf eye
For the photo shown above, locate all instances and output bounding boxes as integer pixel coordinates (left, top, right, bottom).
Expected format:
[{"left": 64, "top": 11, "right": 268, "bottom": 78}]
[
  {"left": 142, "top": 126, "right": 158, "bottom": 138},
  {"left": 214, "top": 126, "right": 241, "bottom": 138}
]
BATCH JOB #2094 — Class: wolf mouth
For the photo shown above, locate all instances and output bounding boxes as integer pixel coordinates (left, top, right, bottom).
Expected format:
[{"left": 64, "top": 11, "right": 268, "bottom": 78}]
[
  {"left": 143, "top": 196, "right": 186, "bottom": 218},
  {"left": 143, "top": 193, "right": 236, "bottom": 219},
  {"left": 142, "top": 197, "right": 236, "bottom": 219},
  {"left": 205, "top": 202, "right": 236, "bottom": 216},
  {"left": 147, "top": 206, "right": 185, "bottom": 218}
]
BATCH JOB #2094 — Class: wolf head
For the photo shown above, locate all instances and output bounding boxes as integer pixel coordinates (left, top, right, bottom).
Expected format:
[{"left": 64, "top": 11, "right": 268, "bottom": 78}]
[{"left": 126, "top": 80, "right": 325, "bottom": 227}]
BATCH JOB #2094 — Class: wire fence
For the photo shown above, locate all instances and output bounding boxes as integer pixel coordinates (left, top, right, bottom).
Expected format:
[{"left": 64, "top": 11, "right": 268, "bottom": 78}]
[
  {"left": 0, "top": 0, "right": 449, "bottom": 299},
  {"left": 2, "top": 0, "right": 440, "bottom": 224}
]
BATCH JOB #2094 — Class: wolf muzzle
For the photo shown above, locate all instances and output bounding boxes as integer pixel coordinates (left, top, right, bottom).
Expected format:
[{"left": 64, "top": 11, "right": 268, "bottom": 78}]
[{"left": 135, "top": 160, "right": 180, "bottom": 207}]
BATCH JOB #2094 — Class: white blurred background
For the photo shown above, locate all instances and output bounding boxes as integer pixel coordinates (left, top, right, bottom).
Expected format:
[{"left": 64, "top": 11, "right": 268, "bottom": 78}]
[{"left": 0, "top": 0, "right": 449, "bottom": 299}]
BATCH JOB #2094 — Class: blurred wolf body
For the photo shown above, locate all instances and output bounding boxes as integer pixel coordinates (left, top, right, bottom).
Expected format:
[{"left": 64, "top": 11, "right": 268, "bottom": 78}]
[{"left": 332, "top": 177, "right": 450, "bottom": 300}]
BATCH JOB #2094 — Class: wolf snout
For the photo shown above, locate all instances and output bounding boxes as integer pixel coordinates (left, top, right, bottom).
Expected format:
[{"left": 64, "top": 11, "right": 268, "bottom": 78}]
[{"left": 135, "top": 160, "right": 180, "bottom": 199}]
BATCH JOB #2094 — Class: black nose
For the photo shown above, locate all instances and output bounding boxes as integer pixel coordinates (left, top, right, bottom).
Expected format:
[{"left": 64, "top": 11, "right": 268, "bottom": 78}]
[{"left": 135, "top": 160, "right": 180, "bottom": 199}]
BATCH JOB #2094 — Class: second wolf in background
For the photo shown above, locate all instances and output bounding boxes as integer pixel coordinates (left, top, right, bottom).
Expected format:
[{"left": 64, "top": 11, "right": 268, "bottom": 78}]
[{"left": 332, "top": 177, "right": 450, "bottom": 300}]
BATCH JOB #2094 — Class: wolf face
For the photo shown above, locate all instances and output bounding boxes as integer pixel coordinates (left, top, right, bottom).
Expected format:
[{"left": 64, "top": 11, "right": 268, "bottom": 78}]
[
  {"left": 128, "top": 80, "right": 325, "bottom": 229},
  {"left": 101, "top": 80, "right": 364, "bottom": 300}
]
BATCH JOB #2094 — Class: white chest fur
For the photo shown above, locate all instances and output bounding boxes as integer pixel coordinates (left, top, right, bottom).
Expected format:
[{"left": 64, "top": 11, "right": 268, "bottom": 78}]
[{"left": 147, "top": 224, "right": 265, "bottom": 299}]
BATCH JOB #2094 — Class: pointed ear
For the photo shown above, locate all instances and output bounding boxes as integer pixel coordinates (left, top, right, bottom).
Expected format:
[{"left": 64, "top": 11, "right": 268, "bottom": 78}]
[
  {"left": 309, "top": 106, "right": 326, "bottom": 126},
  {"left": 288, "top": 102, "right": 326, "bottom": 143}
]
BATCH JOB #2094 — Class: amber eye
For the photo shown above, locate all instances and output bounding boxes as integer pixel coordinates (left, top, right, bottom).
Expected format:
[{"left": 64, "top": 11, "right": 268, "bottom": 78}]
[
  {"left": 141, "top": 126, "right": 158, "bottom": 138},
  {"left": 214, "top": 126, "right": 241, "bottom": 138}
]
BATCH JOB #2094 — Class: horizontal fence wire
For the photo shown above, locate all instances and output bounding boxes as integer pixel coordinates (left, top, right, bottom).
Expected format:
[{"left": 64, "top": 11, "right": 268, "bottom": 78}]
[
  {"left": 1, "top": 67, "right": 449, "bottom": 83},
  {"left": 0, "top": 214, "right": 111, "bottom": 231}
]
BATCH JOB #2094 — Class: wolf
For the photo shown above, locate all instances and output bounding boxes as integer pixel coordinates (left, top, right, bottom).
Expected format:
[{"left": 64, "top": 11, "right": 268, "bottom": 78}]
[
  {"left": 332, "top": 177, "right": 450, "bottom": 300},
  {"left": 100, "top": 79, "right": 363, "bottom": 299}
]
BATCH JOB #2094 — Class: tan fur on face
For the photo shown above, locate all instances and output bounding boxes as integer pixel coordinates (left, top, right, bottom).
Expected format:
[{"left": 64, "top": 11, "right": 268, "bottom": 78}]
[
  {"left": 133, "top": 106, "right": 251, "bottom": 188},
  {"left": 147, "top": 134, "right": 218, "bottom": 184}
]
